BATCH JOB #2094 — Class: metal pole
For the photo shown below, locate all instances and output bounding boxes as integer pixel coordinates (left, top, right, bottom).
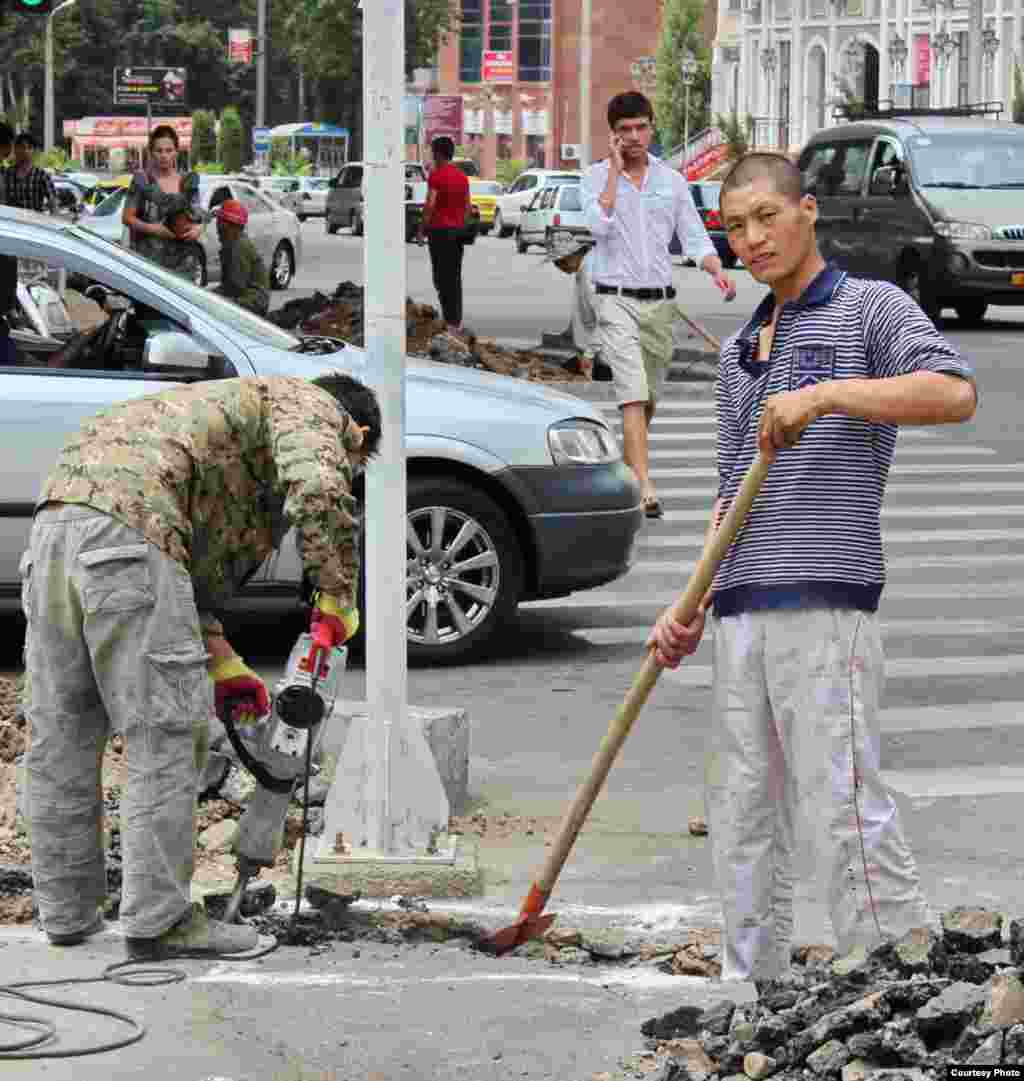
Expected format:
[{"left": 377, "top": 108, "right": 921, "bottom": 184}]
[
  {"left": 256, "top": 0, "right": 267, "bottom": 129},
  {"left": 44, "top": 14, "right": 54, "bottom": 153},
  {"left": 579, "top": 0, "right": 592, "bottom": 168},
  {"left": 969, "top": 0, "right": 984, "bottom": 103},
  {"left": 683, "top": 83, "right": 690, "bottom": 178}
]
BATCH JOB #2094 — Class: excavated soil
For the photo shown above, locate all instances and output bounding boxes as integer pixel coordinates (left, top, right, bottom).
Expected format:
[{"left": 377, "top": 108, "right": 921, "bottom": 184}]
[{"left": 268, "top": 282, "right": 587, "bottom": 384}]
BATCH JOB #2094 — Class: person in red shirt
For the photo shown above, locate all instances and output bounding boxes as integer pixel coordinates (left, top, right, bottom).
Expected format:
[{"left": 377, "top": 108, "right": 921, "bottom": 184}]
[{"left": 419, "top": 136, "right": 472, "bottom": 331}]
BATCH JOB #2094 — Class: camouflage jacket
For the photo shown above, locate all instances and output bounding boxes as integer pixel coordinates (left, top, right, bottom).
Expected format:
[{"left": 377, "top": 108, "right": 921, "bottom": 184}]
[
  {"left": 39, "top": 376, "right": 363, "bottom": 619},
  {"left": 218, "top": 235, "right": 270, "bottom": 316}
]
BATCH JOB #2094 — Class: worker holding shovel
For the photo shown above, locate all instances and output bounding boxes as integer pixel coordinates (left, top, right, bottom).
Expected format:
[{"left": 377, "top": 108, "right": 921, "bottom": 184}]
[{"left": 647, "top": 153, "right": 977, "bottom": 984}]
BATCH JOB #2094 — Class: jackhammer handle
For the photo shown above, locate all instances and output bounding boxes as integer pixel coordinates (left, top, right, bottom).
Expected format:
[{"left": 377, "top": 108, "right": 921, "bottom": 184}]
[{"left": 532, "top": 452, "right": 772, "bottom": 897}]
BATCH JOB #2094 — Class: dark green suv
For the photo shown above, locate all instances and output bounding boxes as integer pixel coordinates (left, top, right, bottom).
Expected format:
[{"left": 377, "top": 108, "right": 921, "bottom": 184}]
[{"left": 798, "top": 113, "right": 1024, "bottom": 326}]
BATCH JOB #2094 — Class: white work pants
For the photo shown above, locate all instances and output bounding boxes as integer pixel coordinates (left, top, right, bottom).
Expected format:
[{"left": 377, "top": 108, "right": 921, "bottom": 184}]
[{"left": 705, "top": 607, "right": 934, "bottom": 982}]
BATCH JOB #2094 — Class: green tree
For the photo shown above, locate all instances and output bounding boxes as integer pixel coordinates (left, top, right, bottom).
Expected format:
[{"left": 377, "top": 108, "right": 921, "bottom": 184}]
[
  {"left": 654, "top": 0, "right": 711, "bottom": 154},
  {"left": 191, "top": 108, "right": 217, "bottom": 165},
  {"left": 218, "top": 105, "right": 244, "bottom": 171}
]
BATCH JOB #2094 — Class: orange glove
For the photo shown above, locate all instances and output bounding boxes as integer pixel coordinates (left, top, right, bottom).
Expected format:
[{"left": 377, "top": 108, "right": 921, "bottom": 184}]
[
  {"left": 311, "top": 592, "right": 360, "bottom": 647},
  {"left": 209, "top": 656, "right": 270, "bottom": 726}
]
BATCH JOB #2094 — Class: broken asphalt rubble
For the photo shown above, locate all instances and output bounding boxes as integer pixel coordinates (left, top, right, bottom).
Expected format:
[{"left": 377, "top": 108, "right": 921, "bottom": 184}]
[
  {"left": 266, "top": 281, "right": 589, "bottom": 383},
  {"left": 641, "top": 909, "right": 1024, "bottom": 1079}
]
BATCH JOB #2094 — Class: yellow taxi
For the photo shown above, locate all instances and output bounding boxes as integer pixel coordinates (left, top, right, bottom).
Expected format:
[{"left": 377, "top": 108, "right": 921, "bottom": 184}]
[
  {"left": 80, "top": 174, "right": 133, "bottom": 209},
  {"left": 469, "top": 180, "right": 503, "bottom": 235}
]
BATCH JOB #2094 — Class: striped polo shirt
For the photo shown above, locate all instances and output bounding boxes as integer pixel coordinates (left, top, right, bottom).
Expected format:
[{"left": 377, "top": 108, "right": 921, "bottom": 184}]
[{"left": 713, "top": 264, "right": 975, "bottom": 618}]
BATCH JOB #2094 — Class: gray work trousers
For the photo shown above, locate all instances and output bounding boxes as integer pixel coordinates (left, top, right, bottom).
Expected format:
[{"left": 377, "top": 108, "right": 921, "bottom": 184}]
[
  {"left": 21, "top": 505, "right": 211, "bottom": 939},
  {"left": 706, "top": 608, "right": 934, "bottom": 981}
]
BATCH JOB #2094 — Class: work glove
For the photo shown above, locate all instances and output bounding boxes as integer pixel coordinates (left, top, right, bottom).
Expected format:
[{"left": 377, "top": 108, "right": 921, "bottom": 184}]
[
  {"left": 310, "top": 592, "right": 360, "bottom": 649},
  {"left": 210, "top": 655, "right": 270, "bottom": 727}
]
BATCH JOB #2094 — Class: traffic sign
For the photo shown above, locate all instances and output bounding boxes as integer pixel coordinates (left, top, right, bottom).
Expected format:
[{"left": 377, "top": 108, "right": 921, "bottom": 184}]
[
  {"left": 113, "top": 67, "right": 188, "bottom": 110},
  {"left": 228, "top": 28, "right": 253, "bottom": 65}
]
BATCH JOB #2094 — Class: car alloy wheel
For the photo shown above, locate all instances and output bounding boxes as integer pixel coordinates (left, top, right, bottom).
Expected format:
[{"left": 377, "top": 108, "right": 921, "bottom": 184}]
[
  {"left": 271, "top": 243, "right": 293, "bottom": 290},
  {"left": 403, "top": 478, "right": 524, "bottom": 664}
]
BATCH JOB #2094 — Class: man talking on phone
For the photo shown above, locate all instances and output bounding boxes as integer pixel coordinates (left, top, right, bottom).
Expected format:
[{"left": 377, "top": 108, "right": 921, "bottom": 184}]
[{"left": 581, "top": 92, "right": 736, "bottom": 518}]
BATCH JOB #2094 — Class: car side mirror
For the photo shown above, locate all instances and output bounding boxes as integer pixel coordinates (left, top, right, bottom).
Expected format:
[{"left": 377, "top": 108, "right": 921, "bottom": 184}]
[
  {"left": 144, "top": 331, "right": 209, "bottom": 372},
  {"left": 869, "top": 166, "right": 900, "bottom": 197}
]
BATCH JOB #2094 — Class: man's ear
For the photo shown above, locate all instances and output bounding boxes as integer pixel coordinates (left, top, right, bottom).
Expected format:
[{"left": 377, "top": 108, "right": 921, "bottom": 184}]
[{"left": 800, "top": 193, "right": 818, "bottom": 226}]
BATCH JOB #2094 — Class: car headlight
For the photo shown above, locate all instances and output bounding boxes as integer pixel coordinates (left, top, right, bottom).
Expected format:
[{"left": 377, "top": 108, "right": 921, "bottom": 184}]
[
  {"left": 548, "top": 420, "right": 620, "bottom": 465},
  {"left": 935, "top": 221, "right": 992, "bottom": 242}
]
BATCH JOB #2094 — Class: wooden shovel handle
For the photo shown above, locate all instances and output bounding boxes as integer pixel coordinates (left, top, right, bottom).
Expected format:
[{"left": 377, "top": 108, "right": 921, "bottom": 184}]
[{"left": 534, "top": 452, "right": 772, "bottom": 896}]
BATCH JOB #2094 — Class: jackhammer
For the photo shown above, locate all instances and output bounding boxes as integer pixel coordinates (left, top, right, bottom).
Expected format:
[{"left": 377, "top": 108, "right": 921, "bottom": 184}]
[{"left": 216, "top": 622, "right": 346, "bottom": 924}]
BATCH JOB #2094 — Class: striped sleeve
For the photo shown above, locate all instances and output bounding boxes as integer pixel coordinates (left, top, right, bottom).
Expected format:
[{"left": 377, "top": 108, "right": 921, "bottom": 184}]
[
  {"left": 717, "top": 348, "right": 742, "bottom": 496},
  {"left": 861, "top": 282, "right": 974, "bottom": 382}
]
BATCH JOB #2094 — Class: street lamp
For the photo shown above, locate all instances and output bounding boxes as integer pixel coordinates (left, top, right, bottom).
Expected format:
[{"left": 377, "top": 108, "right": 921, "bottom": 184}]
[
  {"left": 680, "top": 51, "right": 698, "bottom": 178},
  {"left": 981, "top": 20, "right": 1000, "bottom": 67},
  {"left": 760, "top": 47, "right": 777, "bottom": 148},
  {"left": 44, "top": 0, "right": 77, "bottom": 154},
  {"left": 930, "top": 26, "right": 958, "bottom": 67},
  {"left": 888, "top": 32, "right": 908, "bottom": 75}
]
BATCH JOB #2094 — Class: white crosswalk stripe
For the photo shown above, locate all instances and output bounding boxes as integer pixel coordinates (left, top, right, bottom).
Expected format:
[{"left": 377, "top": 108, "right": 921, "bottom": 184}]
[{"left": 536, "top": 387, "right": 1024, "bottom": 805}]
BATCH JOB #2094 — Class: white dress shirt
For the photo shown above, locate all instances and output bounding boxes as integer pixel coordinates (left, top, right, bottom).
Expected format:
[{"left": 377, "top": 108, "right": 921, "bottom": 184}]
[{"left": 581, "top": 154, "right": 716, "bottom": 290}]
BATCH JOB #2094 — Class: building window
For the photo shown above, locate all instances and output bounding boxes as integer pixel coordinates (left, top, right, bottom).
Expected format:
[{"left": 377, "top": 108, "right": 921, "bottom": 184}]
[
  {"left": 460, "top": 0, "right": 483, "bottom": 82},
  {"left": 518, "top": 0, "right": 552, "bottom": 82},
  {"left": 957, "top": 30, "right": 969, "bottom": 104},
  {"left": 489, "top": 0, "right": 514, "bottom": 52}
]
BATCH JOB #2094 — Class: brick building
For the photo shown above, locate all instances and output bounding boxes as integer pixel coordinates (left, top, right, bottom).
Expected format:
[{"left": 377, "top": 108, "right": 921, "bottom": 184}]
[{"left": 432, "top": 0, "right": 667, "bottom": 178}]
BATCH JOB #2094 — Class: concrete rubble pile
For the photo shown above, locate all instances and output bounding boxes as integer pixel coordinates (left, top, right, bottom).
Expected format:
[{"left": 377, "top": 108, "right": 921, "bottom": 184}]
[
  {"left": 266, "top": 281, "right": 586, "bottom": 383},
  {"left": 640, "top": 909, "right": 1024, "bottom": 1081}
]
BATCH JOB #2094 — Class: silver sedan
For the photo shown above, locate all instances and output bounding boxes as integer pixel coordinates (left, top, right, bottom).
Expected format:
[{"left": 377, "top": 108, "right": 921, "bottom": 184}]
[{"left": 78, "top": 175, "right": 302, "bottom": 291}]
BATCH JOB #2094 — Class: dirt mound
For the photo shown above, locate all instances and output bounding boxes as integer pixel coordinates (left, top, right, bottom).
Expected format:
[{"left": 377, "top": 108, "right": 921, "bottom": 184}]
[
  {"left": 268, "top": 281, "right": 586, "bottom": 384},
  {"left": 0, "top": 677, "right": 26, "bottom": 763}
]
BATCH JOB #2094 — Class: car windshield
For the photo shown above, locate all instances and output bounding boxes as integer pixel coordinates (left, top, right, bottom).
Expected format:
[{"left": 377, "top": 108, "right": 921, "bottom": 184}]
[
  {"left": 92, "top": 189, "right": 127, "bottom": 217},
  {"left": 66, "top": 224, "right": 302, "bottom": 351},
  {"left": 471, "top": 181, "right": 503, "bottom": 195},
  {"left": 907, "top": 131, "right": 1024, "bottom": 189},
  {"left": 559, "top": 185, "right": 582, "bottom": 210}
]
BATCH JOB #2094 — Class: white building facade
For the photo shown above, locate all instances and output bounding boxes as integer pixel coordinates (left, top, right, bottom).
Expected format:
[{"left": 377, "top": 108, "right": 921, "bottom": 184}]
[{"left": 711, "top": 0, "right": 1022, "bottom": 152}]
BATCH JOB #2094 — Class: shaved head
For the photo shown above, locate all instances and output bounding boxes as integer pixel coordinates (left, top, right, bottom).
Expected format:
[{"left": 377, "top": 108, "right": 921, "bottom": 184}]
[{"left": 721, "top": 152, "right": 803, "bottom": 207}]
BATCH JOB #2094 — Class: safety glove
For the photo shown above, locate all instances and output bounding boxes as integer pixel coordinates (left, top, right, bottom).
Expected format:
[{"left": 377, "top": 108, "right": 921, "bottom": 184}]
[
  {"left": 310, "top": 592, "right": 360, "bottom": 649},
  {"left": 209, "top": 655, "right": 270, "bottom": 727}
]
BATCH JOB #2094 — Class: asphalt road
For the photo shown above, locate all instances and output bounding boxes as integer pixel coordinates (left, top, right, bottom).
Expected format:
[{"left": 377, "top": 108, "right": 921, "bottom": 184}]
[{"left": 5, "top": 223, "right": 1024, "bottom": 1080}]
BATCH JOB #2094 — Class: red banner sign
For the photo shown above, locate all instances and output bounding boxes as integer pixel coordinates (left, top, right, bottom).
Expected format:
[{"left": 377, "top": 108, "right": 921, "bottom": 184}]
[
  {"left": 913, "top": 34, "right": 931, "bottom": 86},
  {"left": 422, "top": 95, "right": 464, "bottom": 145},
  {"left": 483, "top": 50, "right": 514, "bottom": 83}
]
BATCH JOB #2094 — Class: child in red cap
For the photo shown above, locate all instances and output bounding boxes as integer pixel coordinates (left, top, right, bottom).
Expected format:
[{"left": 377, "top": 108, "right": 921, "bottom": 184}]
[{"left": 213, "top": 198, "right": 270, "bottom": 316}]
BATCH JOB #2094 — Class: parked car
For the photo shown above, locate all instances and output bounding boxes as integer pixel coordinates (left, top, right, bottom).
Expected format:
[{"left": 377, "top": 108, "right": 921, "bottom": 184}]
[
  {"left": 668, "top": 181, "right": 737, "bottom": 268},
  {"left": 469, "top": 180, "right": 503, "bottom": 235},
  {"left": 517, "top": 182, "right": 588, "bottom": 254},
  {"left": 451, "top": 157, "right": 480, "bottom": 178},
  {"left": 249, "top": 174, "right": 303, "bottom": 209},
  {"left": 78, "top": 175, "right": 132, "bottom": 211},
  {"left": 326, "top": 162, "right": 428, "bottom": 237},
  {"left": 0, "top": 207, "right": 642, "bottom": 664},
  {"left": 78, "top": 175, "right": 302, "bottom": 291},
  {"left": 798, "top": 113, "right": 1024, "bottom": 325},
  {"left": 51, "top": 177, "right": 91, "bottom": 217},
  {"left": 493, "top": 169, "right": 581, "bottom": 238},
  {"left": 288, "top": 176, "right": 331, "bottom": 221}
]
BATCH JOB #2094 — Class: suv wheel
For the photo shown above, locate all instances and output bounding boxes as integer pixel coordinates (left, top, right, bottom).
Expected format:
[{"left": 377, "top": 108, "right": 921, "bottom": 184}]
[
  {"left": 954, "top": 300, "right": 988, "bottom": 327},
  {"left": 516, "top": 229, "right": 528, "bottom": 255},
  {"left": 402, "top": 478, "right": 525, "bottom": 665},
  {"left": 326, "top": 216, "right": 340, "bottom": 236},
  {"left": 902, "top": 264, "right": 941, "bottom": 325},
  {"left": 189, "top": 245, "right": 208, "bottom": 287},
  {"left": 351, "top": 209, "right": 365, "bottom": 237}
]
